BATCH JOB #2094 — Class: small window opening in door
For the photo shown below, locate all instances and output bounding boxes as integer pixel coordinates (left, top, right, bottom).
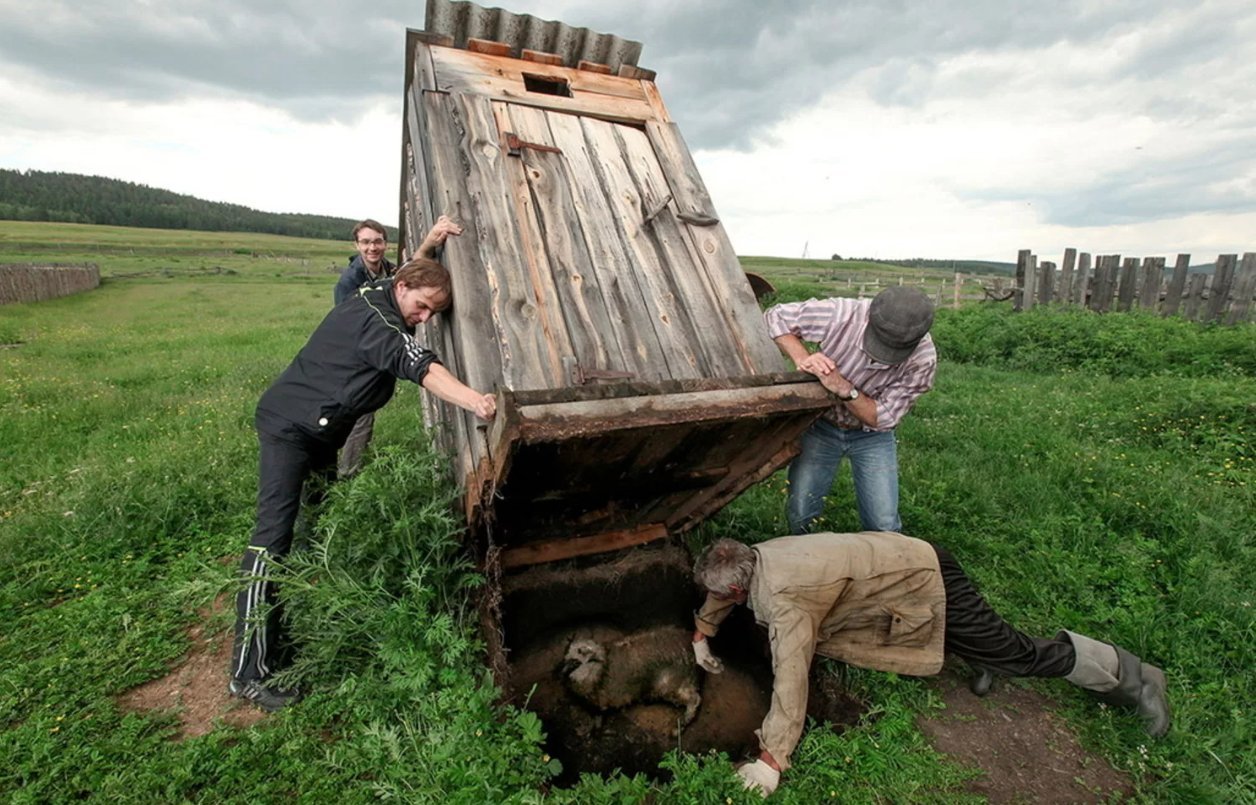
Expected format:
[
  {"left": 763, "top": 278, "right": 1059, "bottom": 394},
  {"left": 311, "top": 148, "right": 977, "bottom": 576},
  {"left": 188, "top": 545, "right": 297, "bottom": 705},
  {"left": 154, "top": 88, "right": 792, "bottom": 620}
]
[{"left": 523, "top": 73, "right": 572, "bottom": 97}]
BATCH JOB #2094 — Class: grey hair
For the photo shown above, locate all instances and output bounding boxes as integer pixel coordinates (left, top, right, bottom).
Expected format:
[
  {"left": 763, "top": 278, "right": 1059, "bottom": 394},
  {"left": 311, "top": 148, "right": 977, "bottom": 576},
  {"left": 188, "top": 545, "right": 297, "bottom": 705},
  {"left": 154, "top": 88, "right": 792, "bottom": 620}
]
[{"left": 693, "top": 539, "right": 756, "bottom": 593}]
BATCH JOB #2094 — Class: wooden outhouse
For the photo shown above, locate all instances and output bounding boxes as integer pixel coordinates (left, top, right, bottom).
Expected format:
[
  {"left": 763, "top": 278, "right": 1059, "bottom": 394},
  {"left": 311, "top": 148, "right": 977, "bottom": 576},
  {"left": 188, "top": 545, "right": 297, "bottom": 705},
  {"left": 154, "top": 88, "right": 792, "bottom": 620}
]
[{"left": 400, "top": 0, "right": 831, "bottom": 570}]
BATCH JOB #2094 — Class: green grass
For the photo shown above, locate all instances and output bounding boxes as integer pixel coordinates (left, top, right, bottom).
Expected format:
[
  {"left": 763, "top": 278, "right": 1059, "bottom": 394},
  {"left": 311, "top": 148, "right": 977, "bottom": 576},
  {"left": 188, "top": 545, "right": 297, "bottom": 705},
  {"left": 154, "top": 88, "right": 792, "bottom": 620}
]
[
  {"left": 2, "top": 223, "right": 1253, "bottom": 802},
  {"left": 0, "top": 219, "right": 352, "bottom": 279}
]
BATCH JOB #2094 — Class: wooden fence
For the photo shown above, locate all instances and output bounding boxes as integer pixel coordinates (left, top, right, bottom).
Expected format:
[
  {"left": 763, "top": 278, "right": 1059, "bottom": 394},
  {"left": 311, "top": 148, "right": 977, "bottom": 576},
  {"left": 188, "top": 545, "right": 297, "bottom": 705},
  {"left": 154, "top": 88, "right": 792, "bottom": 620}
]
[
  {"left": 846, "top": 274, "right": 991, "bottom": 309},
  {"left": 1014, "top": 249, "right": 1256, "bottom": 324},
  {"left": 0, "top": 263, "right": 100, "bottom": 305}
]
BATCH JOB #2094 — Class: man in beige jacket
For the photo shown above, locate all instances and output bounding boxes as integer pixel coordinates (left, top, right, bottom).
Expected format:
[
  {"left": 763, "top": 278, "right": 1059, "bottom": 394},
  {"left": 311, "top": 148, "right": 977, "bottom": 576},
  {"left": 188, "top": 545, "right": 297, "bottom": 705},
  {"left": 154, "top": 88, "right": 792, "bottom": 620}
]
[{"left": 691, "top": 533, "right": 1171, "bottom": 797}]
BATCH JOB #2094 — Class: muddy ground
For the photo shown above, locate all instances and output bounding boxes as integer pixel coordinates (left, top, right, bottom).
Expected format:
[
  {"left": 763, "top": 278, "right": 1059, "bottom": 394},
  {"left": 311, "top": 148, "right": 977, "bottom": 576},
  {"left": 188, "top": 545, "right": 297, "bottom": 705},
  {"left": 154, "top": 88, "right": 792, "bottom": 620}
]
[{"left": 118, "top": 610, "right": 1133, "bottom": 802}]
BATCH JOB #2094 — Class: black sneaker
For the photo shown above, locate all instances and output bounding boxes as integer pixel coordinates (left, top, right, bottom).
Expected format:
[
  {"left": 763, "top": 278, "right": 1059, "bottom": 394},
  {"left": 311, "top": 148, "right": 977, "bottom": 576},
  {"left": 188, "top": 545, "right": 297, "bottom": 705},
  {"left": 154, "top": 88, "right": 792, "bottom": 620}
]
[{"left": 228, "top": 678, "right": 302, "bottom": 712}]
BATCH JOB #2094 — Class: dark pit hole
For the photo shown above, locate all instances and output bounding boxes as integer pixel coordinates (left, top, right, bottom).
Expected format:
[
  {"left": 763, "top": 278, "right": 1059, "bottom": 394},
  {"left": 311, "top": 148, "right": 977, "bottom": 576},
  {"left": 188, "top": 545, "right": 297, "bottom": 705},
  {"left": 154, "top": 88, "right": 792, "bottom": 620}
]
[
  {"left": 522, "top": 73, "right": 572, "bottom": 97},
  {"left": 496, "top": 541, "right": 866, "bottom": 785}
]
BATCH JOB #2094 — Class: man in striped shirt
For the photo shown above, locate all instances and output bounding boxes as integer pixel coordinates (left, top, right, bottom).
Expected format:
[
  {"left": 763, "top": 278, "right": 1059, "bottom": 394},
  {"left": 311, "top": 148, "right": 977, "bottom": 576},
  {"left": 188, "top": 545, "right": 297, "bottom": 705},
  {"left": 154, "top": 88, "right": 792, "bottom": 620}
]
[{"left": 764, "top": 287, "right": 937, "bottom": 533}]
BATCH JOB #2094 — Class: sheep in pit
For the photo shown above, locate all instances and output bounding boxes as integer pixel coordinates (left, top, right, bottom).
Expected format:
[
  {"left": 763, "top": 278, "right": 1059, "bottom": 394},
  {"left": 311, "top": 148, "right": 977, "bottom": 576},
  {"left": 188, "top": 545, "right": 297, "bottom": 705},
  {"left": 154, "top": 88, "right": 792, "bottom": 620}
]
[{"left": 560, "top": 625, "right": 702, "bottom": 727}]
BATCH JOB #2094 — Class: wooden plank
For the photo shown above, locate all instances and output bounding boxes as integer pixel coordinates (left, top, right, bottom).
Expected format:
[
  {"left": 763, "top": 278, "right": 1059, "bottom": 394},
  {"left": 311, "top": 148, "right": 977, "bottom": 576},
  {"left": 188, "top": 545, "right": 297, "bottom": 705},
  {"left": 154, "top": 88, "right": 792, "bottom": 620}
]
[
  {"left": 1224, "top": 252, "right": 1256, "bottom": 324},
  {"left": 1205, "top": 254, "right": 1238, "bottom": 322},
  {"left": 420, "top": 91, "right": 509, "bottom": 399},
  {"left": 1025, "top": 253, "right": 1039, "bottom": 310},
  {"left": 618, "top": 65, "right": 657, "bottom": 81},
  {"left": 618, "top": 123, "right": 765, "bottom": 374},
  {"left": 657, "top": 183, "right": 783, "bottom": 371},
  {"left": 1092, "top": 255, "right": 1119, "bottom": 312},
  {"left": 404, "top": 87, "right": 436, "bottom": 255},
  {"left": 1073, "top": 252, "right": 1092, "bottom": 306},
  {"left": 1162, "top": 254, "right": 1190, "bottom": 317},
  {"left": 577, "top": 59, "right": 613, "bottom": 74},
  {"left": 1009, "top": 251, "right": 1029, "bottom": 311},
  {"left": 578, "top": 116, "right": 711, "bottom": 378},
  {"left": 467, "top": 38, "right": 513, "bottom": 57},
  {"left": 641, "top": 79, "right": 673, "bottom": 123},
  {"left": 430, "top": 46, "right": 657, "bottom": 113},
  {"left": 1184, "top": 272, "right": 1208, "bottom": 320},
  {"left": 500, "top": 524, "right": 667, "bottom": 569},
  {"left": 1116, "top": 257, "right": 1139, "bottom": 312},
  {"left": 1038, "top": 261, "right": 1055, "bottom": 306},
  {"left": 644, "top": 122, "right": 718, "bottom": 225},
  {"left": 521, "top": 49, "right": 563, "bottom": 66},
  {"left": 448, "top": 92, "right": 570, "bottom": 389},
  {"left": 501, "top": 103, "right": 623, "bottom": 379},
  {"left": 668, "top": 438, "right": 801, "bottom": 534},
  {"left": 399, "top": 40, "right": 440, "bottom": 256},
  {"left": 611, "top": 122, "right": 751, "bottom": 377},
  {"left": 411, "top": 31, "right": 454, "bottom": 48},
  {"left": 1138, "top": 257, "right": 1164, "bottom": 310},
  {"left": 543, "top": 111, "right": 674, "bottom": 381},
  {"left": 1058, "top": 248, "right": 1076, "bottom": 305},
  {"left": 514, "top": 382, "right": 834, "bottom": 444}
]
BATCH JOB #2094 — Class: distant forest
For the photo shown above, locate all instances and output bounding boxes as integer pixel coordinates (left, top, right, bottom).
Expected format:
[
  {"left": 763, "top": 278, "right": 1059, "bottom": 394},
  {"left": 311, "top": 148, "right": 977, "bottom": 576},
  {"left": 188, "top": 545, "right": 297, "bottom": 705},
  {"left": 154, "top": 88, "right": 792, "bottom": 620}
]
[{"left": 0, "top": 169, "right": 394, "bottom": 242}]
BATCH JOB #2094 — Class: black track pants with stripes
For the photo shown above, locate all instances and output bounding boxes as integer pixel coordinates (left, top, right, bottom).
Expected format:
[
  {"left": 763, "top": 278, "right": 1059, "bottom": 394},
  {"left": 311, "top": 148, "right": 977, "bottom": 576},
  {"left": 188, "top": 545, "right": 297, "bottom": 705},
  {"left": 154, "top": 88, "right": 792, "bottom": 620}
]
[
  {"left": 231, "top": 429, "right": 335, "bottom": 682},
  {"left": 934, "top": 545, "right": 1077, "bottom": 678}
]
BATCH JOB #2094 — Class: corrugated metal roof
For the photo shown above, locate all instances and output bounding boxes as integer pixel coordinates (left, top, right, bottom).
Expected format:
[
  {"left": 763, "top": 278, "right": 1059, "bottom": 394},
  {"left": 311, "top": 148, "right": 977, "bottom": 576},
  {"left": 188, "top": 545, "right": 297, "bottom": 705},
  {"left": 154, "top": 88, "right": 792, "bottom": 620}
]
[{"left": 424, "top": 0, "right": 643, "bottom": 71}]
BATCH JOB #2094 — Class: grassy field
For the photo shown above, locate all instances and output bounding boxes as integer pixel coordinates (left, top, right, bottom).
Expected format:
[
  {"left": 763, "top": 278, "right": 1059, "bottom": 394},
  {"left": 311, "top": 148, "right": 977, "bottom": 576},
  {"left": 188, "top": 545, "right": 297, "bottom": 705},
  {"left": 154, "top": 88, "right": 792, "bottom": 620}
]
[{"left": 1, "top": 222, "right": 1253, "bottom": 802}]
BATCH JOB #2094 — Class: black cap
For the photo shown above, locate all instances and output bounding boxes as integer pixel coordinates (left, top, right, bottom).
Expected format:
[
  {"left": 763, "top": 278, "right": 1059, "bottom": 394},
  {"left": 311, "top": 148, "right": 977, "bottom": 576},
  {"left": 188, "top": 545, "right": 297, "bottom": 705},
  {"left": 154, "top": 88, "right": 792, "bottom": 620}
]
[{"left": 862, "top": 286, "right": 934, "bottom": 365}]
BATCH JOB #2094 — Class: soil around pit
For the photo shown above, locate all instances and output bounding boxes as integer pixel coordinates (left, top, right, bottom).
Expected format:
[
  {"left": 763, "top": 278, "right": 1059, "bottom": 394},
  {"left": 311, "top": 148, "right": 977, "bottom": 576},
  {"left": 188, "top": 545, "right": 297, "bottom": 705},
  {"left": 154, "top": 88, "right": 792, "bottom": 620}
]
[
  {"left": 116, "top": 594, "right": 1134, "bottom": 803},
  {"left": 116, "top": 594, "right": 266, "bottom": 739},
  {"left": 919, "top": 663, "right": 1134, "bottom": 803}
]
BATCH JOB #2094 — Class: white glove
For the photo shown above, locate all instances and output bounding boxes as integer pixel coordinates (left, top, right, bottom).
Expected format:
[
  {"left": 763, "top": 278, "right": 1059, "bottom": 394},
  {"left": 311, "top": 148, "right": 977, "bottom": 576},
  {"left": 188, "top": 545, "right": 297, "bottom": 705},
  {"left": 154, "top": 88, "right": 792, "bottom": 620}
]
[
  {"left": 692, "top": 637, "right": 724, "bottom": 674},
  {"left": 737, "top": 759, "right": 780, "bottom": 797}
]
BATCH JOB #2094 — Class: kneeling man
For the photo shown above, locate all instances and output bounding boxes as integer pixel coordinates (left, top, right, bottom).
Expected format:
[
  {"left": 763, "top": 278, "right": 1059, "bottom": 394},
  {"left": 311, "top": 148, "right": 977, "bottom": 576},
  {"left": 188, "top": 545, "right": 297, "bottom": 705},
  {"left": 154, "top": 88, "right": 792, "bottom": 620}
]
[{"left": 691, "top": 533, "right": 1170, "bottom": 797}]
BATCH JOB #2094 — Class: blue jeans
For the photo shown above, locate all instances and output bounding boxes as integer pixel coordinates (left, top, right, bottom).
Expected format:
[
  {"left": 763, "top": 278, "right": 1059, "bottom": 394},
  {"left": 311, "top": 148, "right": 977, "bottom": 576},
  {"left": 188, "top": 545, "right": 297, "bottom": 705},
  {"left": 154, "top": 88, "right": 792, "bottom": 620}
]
[{"left": 787, "top": 421, "right": 901, "bottom": 533}]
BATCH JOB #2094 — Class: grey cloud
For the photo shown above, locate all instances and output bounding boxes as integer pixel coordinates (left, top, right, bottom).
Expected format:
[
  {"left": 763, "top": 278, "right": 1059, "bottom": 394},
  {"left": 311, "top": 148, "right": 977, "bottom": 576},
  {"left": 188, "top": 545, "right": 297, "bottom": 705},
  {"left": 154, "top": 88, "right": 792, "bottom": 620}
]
[
  {"left": 980, "top": 137, "right": 1256, "bottom": 226},
  {"left": 1, "top": 0, "right": 1253, "bottom": 150}
]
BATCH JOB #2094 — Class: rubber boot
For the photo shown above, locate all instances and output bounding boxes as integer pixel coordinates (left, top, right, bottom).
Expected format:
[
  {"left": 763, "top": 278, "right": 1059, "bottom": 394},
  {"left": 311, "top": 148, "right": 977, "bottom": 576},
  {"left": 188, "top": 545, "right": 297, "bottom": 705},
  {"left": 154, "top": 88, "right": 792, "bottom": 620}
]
[
  {"left": 1062, "top": 630, "right": 1171, "bottom": 738},
  {"left": 968, "top": 663, "right": 997, "bottom": 697}
]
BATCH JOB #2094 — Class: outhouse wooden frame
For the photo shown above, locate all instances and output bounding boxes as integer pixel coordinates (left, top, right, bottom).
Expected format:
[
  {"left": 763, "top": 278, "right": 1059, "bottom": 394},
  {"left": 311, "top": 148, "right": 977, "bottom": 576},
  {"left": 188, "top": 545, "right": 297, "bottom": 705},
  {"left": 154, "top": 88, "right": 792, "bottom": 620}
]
[{"left": 400, "top": 1, "right": 831, "bottom": 570}]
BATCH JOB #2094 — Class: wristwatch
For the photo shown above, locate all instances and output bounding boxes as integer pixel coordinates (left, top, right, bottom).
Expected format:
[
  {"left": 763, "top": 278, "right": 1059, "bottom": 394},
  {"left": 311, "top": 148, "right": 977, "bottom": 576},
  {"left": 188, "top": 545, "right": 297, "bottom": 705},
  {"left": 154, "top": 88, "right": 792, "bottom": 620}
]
[{"left": 839, "top": 388, "right": 860, "bottom": 402}]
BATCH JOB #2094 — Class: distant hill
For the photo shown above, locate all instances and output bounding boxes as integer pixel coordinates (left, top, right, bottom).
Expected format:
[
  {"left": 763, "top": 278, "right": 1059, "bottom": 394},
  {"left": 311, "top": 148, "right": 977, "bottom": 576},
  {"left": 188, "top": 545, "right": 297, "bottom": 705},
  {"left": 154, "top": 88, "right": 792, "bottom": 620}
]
[
  {"left": 847, "top": 257, "right": 1015, "bottom": 275},
  {"left": 0, "top": 169, "right": 396, "bottom": 242}
]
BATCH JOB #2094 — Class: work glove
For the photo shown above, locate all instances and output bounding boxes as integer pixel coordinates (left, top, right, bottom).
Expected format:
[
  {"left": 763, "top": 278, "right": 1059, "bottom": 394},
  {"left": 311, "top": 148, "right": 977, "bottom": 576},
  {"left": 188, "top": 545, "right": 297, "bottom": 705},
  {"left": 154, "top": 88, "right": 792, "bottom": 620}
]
[
  {"left": 692, "top": 637, "right": 724, "bottom": 674},
  {"left": 737, "top": 759, "right": 780, "bottom": 797}
]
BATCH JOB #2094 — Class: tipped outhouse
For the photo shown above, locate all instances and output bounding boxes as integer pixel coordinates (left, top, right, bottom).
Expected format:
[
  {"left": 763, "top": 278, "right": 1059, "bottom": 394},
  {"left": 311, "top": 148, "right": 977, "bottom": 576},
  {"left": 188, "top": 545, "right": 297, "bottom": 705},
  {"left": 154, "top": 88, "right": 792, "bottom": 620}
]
[{"left": 401, "top": 0, "right": 830, "bottom": 570}]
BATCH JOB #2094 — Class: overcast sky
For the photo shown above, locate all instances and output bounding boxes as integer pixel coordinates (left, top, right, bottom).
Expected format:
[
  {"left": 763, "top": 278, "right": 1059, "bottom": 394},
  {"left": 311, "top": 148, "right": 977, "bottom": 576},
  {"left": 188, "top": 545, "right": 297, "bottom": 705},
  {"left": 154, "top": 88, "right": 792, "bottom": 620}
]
[{"left": 2, "top": 0, "right": 1253, "bottom": 262}]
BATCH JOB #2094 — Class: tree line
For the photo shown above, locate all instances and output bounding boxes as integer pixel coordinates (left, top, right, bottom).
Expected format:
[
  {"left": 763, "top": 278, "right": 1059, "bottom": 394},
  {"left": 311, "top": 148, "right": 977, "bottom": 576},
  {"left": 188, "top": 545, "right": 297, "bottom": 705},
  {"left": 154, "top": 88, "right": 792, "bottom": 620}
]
[{"left": 0, "top": 169, "right": 397, "bottom": 242}]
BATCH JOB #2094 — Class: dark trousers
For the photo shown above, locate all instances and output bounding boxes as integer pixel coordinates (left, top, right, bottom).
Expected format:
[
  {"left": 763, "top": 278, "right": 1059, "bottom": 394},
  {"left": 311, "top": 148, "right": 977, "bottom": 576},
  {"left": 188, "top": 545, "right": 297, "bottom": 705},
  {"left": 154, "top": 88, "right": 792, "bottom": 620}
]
[
  {"left": 231, "top": 430, "right": 336, "bottom": 682},
  {"left": 934, "top": 545, "right": 1076, "bottom": 678}
]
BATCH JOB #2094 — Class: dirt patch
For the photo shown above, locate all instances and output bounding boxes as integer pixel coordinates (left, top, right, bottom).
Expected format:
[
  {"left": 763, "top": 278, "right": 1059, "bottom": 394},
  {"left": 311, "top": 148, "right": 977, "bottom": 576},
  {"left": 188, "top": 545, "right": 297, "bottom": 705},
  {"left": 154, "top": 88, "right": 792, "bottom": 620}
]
[
  {"left": 919, "top": 665, "right": 1133, "bottom": 803},
  {"left": 116, "top": 595, "right": 266, "bottom": 739}
]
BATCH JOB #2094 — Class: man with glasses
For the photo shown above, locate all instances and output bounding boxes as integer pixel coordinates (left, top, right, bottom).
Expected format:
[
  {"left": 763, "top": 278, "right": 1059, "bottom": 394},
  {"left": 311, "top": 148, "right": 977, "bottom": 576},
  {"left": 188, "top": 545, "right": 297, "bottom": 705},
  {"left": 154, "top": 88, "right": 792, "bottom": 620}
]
[
  {"left": 333, "top": 216, "right": 462, "bottom": 476},
  {"left": 764, "top": 287, "right": 936, "bottom": 534}
]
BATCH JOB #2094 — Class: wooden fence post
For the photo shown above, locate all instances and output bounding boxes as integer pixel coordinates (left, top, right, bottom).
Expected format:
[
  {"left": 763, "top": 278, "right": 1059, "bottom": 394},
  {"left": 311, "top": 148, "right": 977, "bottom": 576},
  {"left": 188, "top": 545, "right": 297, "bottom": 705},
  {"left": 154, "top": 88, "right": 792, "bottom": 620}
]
[
  {"left": 1038, "top": 261, "right": 1056, "bottom": 305},
  {"left": 1015, "top": 249, "right": 1031, "bottom": 311},
  {"left": 1074, "top": 252, "right": 1092, "bottom": 306},
  {"left": 1205, "top": 254, "right": 1238, "bottom": 322},
  {"left": 1138, "top": 257, "right": 1164, "bottom": 311},
  {"left": 1092, "top": 255, "right": 1119, "bottom": 312},
  {"left": 1163, "top": 254, "right": 1190, "bottom": 317},
  {"left": 1184, "top": 273, "right": 1208, "bottom": 320},
  {"left": 1116, "top": 257, "right": 1140, "bottom": 312},
  {"left": 1225, "top": 252, "right": 1256, "bottom": 324},
  {"left": 1059, "top": 248, "right": 1076, "bottom": 304},
  {"left": 953, "top": 272, "right": 962, "bottom": 310}
]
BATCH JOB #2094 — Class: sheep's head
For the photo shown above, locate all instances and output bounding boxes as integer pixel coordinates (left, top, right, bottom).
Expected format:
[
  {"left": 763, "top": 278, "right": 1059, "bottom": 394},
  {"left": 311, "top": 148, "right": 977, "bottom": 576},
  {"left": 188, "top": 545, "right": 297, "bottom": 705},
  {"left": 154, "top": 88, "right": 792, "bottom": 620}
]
[{"left": 560, "top": 634, "right": 607, "bottom": 691}]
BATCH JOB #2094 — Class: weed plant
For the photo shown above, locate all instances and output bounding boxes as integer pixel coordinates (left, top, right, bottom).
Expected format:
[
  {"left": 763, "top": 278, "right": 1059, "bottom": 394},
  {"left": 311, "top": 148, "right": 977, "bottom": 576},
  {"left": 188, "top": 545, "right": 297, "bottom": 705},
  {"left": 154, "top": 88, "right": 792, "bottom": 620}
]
[{"left": 1, "top": 227, "right": 1252, "bottom": 801}]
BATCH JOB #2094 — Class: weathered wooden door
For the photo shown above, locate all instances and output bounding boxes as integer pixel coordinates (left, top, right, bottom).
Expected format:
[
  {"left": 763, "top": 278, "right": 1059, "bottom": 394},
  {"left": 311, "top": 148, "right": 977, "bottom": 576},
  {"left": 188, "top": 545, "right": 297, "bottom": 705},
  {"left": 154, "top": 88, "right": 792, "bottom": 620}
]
[{"left": 422, "top": 91, "right": 779, "bottom": 393}]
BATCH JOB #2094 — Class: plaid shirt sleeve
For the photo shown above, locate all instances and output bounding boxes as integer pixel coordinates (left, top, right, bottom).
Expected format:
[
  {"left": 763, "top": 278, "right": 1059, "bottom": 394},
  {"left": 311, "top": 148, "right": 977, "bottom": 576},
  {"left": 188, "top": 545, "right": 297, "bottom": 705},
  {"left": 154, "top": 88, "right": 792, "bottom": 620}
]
[{"left": 872, "top": 338, "right": 937, "bottom": 431}]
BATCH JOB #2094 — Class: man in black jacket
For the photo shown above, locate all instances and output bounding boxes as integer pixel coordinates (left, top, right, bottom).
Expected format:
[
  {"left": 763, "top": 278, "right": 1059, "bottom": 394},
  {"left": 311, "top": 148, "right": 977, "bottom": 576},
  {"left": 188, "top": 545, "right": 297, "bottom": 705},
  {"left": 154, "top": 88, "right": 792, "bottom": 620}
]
[
  {"left": 333, "top": 216, "right": 463, "bottom": 476},
  {"left": 229, "top": 258, "right": 495, "bottom": 711}
]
